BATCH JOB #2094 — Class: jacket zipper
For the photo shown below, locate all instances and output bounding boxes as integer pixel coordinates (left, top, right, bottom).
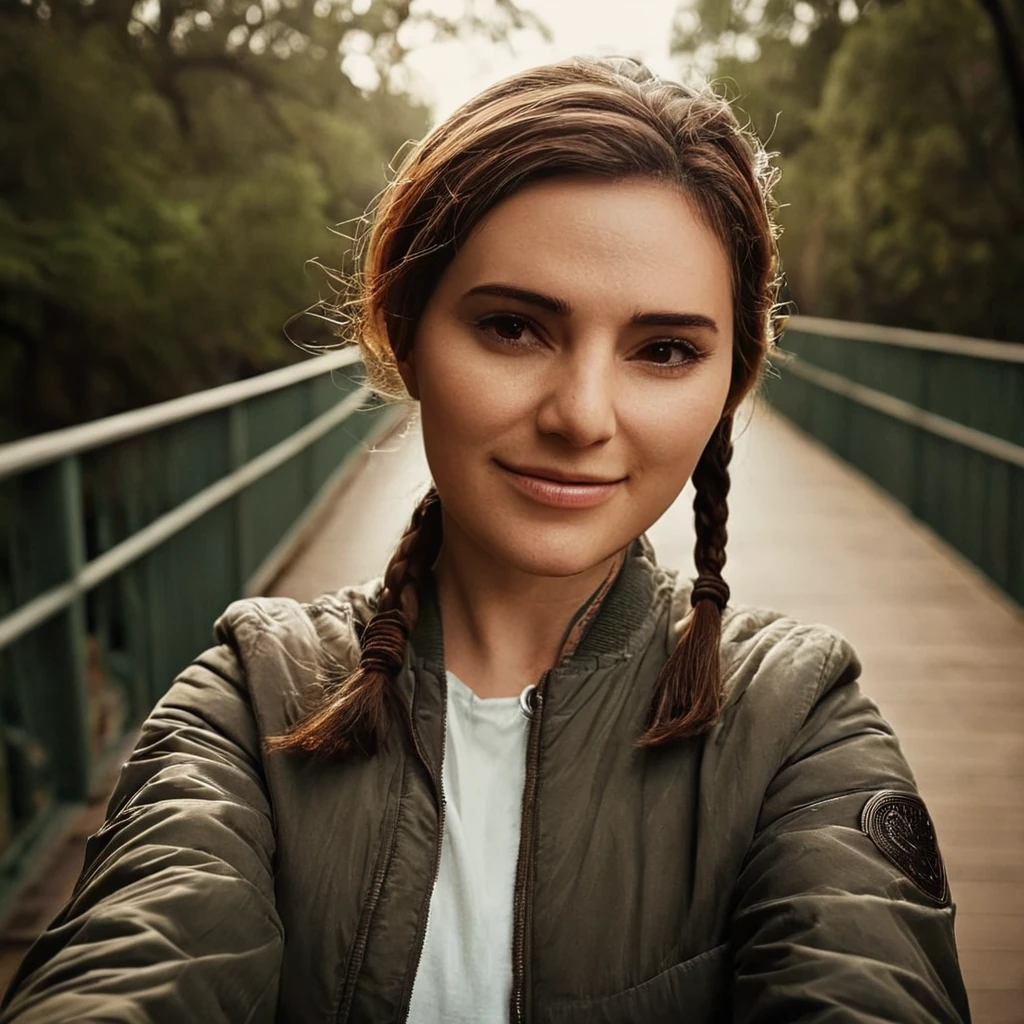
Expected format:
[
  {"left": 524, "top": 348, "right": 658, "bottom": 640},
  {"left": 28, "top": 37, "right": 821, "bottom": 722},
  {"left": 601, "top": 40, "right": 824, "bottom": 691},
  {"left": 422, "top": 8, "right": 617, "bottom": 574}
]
[
  {"left": 397, "top": 672, "right": 449, "bottom": 1024},
  {"left": 510, "top": 669, "right": 550, "bottom": 1024},
  {"left": 337, "top": 677, "right": 447, "bottom": 1024},
  {"left": 335, "top": 768, "right": 403, "bottom": 1024}
]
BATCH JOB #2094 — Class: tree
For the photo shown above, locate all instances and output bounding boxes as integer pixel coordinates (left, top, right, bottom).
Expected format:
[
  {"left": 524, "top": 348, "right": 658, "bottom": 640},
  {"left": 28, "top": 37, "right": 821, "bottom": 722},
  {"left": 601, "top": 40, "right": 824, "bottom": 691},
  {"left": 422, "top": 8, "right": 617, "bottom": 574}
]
[
  {"left": 785, "top": 0, "right": 1024, "bottom": 337},
  {"left": 975, "top": 0, "right": 1024, "bottom": 161},
  {"left": 0, "top": 0, "right": 543, "bottom": 440},
  {"left": 672, "top": 0, "right": 876, "bottom": 148},
  {"left": 672, "top": 0, "right": 1024, "bottom": 341}
]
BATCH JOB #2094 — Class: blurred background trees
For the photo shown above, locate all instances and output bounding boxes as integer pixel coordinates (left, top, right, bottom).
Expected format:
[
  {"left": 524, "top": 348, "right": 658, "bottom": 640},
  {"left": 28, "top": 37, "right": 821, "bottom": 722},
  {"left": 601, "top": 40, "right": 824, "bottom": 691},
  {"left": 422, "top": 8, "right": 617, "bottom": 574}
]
[
  {"left": 0, "top": 0, "right": 537, "bottom": 440},
  {"left": 3, "top": 0, "right": 1022, "bottom": 442},
  {"left": 673, "top": 0, "right": 1024, "bottom": 342}
]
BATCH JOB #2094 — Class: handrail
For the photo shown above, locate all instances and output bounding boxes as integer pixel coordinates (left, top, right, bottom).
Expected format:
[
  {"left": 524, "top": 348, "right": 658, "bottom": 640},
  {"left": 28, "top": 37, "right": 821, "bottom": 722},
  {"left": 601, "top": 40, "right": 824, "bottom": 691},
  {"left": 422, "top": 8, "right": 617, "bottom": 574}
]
[
  {"left": 0, "top": 348, "right": 361, "bottom": 480},
  {"left": 0, "top": 388, "right": 370, "bottom": 653},
  {"left": 770, "top": 321, "right": 1023, "bottom": 609},
  {"left": 774, "top": 350, "right": 1024, "bottom": 468},
  {"left": 0, "top": 346, "right": 385, "bottom": 911},
  {"left": 786, "top": 315, "right": 1024, "bottom": 363}
]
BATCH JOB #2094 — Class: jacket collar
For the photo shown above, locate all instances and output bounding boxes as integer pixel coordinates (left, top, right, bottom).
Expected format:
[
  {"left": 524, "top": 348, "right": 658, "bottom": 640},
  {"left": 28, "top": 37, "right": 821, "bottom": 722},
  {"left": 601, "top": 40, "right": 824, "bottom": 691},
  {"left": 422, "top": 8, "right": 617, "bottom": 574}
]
[
  {"left": 399, "top": 532, "right": 663, "bottom": 778},
  {"left": 401, "top": 535, "right": 666, "bottom": 781},
  {"left": 407, "top": 533, "right": 662, "bottom": 676}
]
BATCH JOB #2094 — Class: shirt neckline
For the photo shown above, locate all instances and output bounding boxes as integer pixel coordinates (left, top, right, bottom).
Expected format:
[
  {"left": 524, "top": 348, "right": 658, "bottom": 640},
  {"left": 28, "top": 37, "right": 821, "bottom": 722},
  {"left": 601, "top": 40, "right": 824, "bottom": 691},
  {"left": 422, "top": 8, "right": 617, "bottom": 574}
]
[{"left": 445, "top": 670, "right": 525, "bottom": 712}]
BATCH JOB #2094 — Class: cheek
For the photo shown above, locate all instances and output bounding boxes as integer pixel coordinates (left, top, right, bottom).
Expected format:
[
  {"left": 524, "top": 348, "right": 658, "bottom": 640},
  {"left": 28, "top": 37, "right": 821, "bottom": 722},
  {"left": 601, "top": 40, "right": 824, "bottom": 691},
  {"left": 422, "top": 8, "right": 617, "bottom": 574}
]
[
  {"left": 414, "top": 320, "right": 529, "bottom": 458},
  {"left": 620, "top": 367, "right": 731, "bottom": 490}
]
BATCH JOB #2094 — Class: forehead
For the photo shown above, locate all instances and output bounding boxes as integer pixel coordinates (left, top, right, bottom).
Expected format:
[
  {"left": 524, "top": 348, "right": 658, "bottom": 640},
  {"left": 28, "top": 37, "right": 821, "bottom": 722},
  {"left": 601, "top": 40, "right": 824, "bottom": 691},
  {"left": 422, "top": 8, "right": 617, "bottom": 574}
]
[{"left": 445, "top": 176, "right": 732, "bottom": 314}]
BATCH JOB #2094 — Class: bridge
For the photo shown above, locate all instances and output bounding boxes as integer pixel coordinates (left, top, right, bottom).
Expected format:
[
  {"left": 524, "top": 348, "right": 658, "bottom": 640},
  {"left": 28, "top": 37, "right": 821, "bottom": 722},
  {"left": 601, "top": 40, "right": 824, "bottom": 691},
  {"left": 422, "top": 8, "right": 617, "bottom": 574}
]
[{"left": 0, "top": 317, "right": 1021, "bottom": 1021}]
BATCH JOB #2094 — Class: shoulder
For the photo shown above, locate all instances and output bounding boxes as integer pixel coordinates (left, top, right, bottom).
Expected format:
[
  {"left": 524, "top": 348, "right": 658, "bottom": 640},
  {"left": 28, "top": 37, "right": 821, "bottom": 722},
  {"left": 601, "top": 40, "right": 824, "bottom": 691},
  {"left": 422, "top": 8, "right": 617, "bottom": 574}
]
[
  {"left": 667, "top": 578, "right": 863, "bottom": 728},
  {"left": 720, "top": 603, "right": 861, "bottom": 715},
  {"left": 213, "top": 579, "right": 382, "bottom": 662},
  {"left": 199, "top": 579, "right": 383, "bottom": 723},
  {"left": 664, "top": 582, "right": 921, "bottom": 826}
]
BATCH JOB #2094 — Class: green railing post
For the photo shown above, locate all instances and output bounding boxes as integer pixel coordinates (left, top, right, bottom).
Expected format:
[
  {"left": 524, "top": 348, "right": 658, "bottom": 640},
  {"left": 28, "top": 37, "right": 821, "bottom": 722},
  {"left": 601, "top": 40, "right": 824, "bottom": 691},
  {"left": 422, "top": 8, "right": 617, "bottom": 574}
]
[
  {"left": 301, "top": 380, "right": 315, "bottom": 516},
  {"left": 229, "top": 403, "right": 251, "bottom": 593},
  {"left": 119, "top": 450, "right": 152, "bottom": 727},
  {"left": 53, "top": 456, "right": 91, "bottom": 801}
]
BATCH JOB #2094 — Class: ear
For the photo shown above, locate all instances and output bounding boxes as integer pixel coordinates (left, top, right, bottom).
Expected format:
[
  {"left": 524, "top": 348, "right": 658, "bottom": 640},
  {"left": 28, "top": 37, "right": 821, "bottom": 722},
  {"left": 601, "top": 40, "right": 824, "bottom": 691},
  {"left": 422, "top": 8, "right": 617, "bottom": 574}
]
[{"left": 396, "top": 349, "right": 420, "bottom": 401}]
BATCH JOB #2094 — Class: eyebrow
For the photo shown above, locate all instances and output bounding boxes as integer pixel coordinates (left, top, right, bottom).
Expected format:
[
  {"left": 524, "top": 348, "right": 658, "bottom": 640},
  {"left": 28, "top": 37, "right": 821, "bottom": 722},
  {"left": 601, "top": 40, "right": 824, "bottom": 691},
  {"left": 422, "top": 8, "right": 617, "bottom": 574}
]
[{"left": 461, "top": 283, "right": 719, "bottom": 333}]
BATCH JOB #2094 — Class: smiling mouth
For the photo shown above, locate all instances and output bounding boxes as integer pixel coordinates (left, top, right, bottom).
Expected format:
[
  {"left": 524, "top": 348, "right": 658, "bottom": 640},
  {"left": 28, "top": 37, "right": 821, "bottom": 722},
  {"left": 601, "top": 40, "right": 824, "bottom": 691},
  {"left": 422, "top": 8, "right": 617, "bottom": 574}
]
[
  {"left": 495, "top": 460, "right": 626, "bottom": 485},
  {"left": 494, "top": 460, "right": 626, "bottom": 509}
]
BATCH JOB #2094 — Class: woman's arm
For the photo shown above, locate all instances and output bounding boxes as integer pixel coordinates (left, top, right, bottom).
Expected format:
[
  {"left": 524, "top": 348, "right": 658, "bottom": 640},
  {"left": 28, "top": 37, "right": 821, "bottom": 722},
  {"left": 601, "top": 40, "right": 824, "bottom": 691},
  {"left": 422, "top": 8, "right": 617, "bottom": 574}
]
[
  {"left": 0, "top": 642, "right": 284, "bottom": 1024},
  {"left": 730, "top": 653, "right": 971, "bottom": 1023}
]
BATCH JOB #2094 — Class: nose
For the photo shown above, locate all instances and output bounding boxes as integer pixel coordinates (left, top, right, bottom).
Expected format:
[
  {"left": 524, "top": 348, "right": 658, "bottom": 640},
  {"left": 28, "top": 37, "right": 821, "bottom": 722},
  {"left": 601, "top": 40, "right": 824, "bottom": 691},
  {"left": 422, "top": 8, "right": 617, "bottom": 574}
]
[{"left": 535, "top": 347, "right": 617, "bottom": 448}]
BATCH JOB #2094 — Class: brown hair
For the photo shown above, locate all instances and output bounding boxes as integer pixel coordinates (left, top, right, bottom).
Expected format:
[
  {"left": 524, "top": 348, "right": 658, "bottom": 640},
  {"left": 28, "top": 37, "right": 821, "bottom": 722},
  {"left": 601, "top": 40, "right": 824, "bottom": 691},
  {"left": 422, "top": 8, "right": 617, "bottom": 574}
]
[{"left": 266, "top": 56, "right": 780, "bottom": 759}]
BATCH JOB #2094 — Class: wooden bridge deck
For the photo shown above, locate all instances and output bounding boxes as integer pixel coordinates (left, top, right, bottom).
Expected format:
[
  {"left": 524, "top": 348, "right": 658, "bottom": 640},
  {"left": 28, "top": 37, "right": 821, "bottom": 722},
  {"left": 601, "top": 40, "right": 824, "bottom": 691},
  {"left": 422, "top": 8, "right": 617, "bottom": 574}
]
[{"left": 2, "top": 404, "right": 1022, "bottom": 1020}]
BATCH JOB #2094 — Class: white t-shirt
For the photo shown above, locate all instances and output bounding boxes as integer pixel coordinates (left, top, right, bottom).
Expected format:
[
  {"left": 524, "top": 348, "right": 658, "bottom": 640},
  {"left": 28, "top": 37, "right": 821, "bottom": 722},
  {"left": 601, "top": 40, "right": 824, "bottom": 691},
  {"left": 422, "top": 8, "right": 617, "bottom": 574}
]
[{"left": 406, "top": 670, "right": 529, "bottom": 1023}]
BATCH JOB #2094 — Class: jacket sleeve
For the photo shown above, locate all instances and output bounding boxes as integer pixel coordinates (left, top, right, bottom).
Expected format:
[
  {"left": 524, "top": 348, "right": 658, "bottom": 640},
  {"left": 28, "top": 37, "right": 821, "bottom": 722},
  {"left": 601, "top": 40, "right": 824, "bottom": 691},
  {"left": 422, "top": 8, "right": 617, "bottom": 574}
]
[
  {"left": 729, "top": 634, "right": 971, "bottom": 1023},
  {"left": 0, "top": 642, "right": 284, "bottom": 1024}
]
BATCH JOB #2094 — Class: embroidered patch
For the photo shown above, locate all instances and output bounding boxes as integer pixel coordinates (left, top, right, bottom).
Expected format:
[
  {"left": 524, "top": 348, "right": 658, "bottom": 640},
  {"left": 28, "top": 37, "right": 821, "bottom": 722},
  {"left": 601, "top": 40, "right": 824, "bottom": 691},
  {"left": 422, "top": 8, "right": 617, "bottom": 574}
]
[{"left": 861, "top": 790, "right": 950, "bottom": 905}]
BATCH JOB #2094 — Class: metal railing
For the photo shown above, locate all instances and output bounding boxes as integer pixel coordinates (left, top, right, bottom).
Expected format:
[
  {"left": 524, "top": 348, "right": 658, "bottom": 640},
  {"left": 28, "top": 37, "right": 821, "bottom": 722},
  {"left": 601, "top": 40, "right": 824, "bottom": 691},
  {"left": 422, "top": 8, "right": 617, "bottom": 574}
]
[
  {"left": 767, "top": 315, "right": 1024, "bottom": 607},
  {"left": 0, "top": 352, "right": 398, "bottom": 908}
]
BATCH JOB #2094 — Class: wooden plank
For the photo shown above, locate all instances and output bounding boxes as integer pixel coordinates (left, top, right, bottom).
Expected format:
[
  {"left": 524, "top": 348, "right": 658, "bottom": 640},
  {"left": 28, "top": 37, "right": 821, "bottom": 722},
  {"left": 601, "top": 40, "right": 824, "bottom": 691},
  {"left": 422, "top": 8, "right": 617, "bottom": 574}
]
[
  {"left": 966, "top": 990, "right": 1024, "bottom": 1024},
  {"left": 956, "top": 914, "right": 1024, "bottom": 950}
]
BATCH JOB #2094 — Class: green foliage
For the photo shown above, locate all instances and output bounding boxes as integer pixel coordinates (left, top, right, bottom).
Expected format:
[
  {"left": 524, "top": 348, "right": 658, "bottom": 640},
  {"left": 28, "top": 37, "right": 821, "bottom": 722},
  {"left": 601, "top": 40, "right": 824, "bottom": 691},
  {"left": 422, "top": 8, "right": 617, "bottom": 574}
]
[
  {"left": 1, "top": 0, "right": 540, "bottom": 441},
  {"left": 789, "top": 0, "right": 1024, "bottom": 337},
  {"left": 674, "top": 0, "right": 1024, "bottom": 341}
]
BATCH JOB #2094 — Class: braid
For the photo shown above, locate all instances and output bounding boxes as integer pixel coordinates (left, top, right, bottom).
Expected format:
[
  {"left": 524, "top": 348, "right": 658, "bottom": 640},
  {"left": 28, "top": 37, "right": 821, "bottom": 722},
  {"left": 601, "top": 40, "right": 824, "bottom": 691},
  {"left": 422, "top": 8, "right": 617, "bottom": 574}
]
[
  {"left": 639, "top": 414, "right": 733, "bottom": 747},
  {"left": 376, "top": 488, "right": 441, "bottom": 624},
  {"left": 691, "top": 413, "right": 732, "bottom": 595},
  {"left": 265, "top": 487, "right": 443, "bottom": 759}
]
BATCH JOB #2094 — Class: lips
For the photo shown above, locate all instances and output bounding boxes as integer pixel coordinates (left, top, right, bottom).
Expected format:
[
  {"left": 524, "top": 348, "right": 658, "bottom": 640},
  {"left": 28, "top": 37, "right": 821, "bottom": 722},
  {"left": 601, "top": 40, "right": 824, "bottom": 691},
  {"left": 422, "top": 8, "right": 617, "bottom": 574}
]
[
  {"left": 494, "top": 460, "right": 626, "bottom": 509},
  {"left": 496, "top": 461, "right": 626, "bottom": 485}
]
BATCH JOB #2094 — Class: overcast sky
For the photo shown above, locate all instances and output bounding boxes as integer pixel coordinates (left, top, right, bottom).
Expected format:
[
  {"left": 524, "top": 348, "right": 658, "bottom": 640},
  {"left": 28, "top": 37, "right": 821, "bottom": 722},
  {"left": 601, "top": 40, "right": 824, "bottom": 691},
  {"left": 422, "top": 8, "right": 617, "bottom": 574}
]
[{"left": 400, "top": 0, "right": 684, "bottom": 123}]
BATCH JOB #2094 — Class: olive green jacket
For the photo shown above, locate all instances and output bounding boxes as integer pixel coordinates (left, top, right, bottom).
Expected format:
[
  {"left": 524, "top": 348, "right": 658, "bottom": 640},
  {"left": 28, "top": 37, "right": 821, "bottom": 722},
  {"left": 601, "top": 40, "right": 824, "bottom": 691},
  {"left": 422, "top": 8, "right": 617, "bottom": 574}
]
[{"left": 0, "top": 538, "right": 970, "bottom": 1023}]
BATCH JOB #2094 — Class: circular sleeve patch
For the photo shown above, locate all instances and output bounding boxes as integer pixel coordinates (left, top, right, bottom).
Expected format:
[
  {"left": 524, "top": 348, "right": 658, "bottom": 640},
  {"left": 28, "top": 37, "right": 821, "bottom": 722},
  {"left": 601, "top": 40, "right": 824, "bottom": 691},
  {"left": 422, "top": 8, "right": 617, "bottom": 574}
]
[{"left": 860, "top": 790, "right": 950, "bottom": 905}]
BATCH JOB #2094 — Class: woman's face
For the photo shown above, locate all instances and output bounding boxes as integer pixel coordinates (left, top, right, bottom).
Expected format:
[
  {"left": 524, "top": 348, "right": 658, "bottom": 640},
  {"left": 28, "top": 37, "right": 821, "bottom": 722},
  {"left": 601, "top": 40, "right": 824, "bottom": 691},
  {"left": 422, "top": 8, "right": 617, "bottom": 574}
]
[{"left": 400, "top": 176, "right": 734, "bottom": 579}]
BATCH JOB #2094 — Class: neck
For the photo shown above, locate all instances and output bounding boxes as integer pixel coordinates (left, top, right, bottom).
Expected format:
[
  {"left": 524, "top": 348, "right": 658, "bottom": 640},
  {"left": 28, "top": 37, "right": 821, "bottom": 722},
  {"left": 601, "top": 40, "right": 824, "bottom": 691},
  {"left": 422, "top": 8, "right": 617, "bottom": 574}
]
[{"left": 434, "top": 516, "right": 625, "bottom": 700}]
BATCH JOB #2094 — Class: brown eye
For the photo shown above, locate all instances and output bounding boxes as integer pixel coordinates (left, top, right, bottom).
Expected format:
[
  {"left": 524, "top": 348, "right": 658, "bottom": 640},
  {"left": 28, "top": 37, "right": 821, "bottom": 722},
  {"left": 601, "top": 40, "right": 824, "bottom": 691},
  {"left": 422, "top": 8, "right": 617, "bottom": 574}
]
[
  {"left": 488, "top": 315, "right": 529, "bottom": 340},
  {"left": 475, "top": 314, "right": 537, "bottom": 348},
  {"left": 648, "top": 342, "right": 679, "bottom": 364},
  {"left": 637, "top": 340, "right": 702, "bottom": 367}
]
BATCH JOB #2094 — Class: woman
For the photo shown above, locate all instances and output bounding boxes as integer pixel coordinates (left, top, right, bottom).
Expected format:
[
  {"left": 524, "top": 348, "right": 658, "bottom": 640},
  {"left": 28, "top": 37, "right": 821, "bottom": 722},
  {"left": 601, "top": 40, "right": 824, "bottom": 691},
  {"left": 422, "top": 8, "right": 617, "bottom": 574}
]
[{"left": 1, "top": 57, "right": 969, "bottom": 1023}]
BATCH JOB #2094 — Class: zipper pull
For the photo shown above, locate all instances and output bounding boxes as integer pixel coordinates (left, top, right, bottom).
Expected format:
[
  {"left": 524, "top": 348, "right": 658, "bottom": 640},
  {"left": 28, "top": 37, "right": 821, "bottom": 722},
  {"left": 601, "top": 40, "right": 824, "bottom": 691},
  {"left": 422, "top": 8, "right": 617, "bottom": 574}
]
[{"left": 518, "top": 684, "right": 539, "bottom": 721}]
